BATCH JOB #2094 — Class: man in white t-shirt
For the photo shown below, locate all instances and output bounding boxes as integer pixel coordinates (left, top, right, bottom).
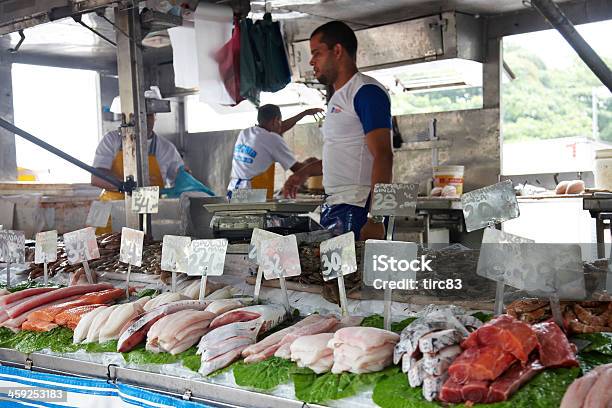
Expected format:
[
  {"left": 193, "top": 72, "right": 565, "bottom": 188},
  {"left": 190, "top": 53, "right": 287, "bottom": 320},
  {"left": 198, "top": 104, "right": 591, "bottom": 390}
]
[
  {"left": 227, "top": 104, "right": 322, "bottom": 197},
  {"left": 282, "top": 21, "right": 393, "bottom": 240}
]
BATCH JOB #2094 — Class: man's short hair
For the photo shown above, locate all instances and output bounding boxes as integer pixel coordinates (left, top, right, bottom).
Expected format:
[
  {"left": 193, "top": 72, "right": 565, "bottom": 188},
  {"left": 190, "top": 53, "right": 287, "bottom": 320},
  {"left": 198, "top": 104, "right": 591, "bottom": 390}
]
[
  {"left": 257, "top": 104, "right": 282, "bottom": 125},
  {"left": 310, "top": 21, "right": 357, "bottom": 59}
]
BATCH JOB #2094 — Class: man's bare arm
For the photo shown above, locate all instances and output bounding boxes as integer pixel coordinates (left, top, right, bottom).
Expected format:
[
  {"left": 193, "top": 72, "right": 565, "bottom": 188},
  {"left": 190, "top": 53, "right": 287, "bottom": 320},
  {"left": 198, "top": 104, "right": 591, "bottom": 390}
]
[
  {"left": 281, "top": 108, "right": 324, "bottom": 134},
  {"left": 365, "top": 128, "right": 393, "bottom": 198}
]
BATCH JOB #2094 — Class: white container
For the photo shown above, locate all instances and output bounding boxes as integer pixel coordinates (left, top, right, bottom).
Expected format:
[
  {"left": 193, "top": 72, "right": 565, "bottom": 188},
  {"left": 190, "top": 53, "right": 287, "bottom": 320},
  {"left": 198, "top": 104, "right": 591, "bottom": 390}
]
[
  {"left": 595, "top": 149, "right": 612, "bottom": 191},
  {"left": 433, "top": 165, "right": 465, "bottom": 195}
]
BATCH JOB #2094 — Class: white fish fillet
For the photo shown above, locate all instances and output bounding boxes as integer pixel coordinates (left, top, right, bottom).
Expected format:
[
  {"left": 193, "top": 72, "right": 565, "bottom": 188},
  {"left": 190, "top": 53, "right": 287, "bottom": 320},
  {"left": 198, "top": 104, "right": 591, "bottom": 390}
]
[
  {"left": 329, "top": 327, "right": 399, "bottom": 352},
  {"left": 167, "top": 332, "right": 206, "bottom": 355},
  {"left": 99, "top": 303, "right": 143, "bottom": 343},
  {"left": 561, "top": 364, "right": 611, "bottom": 408},
  {"left": 205, "top": 298, "right": 252, "bottom": 315},
  {"left": 290, "top": 333, "right": 334, "bottom": 367},
  {"left": 143, "top": 292, "right": 188, "bottom": 312},
  {"left": 85, "top": 305, "right": 118, "bottom": 344},
  {"left": 205, "top": 286, "right": 237, "bottom": 300},
  {"left": 202, "top": 336, "right": 255, "bottom": 361},
  {"left": 73, "top": 306, "right": 108, "bottom": 343}
]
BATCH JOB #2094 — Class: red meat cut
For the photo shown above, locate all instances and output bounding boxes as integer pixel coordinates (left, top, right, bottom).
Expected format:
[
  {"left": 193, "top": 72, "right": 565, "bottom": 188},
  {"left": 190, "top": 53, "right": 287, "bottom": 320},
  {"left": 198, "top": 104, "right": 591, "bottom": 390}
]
[
  {"left": 486, "top": 358, "right": 544, "bottom": 402},
  {"left": 461, "top": 314, "right": 538, "bottom": 362},
  {"left": 532, "top": 321, "right": 579, "bottom": 368},
  {"left": 439, "top": 378, "right": 463, "bottom": 403},
  {"left": 448, "top": 345, "right": 516, "bottom": 383}
]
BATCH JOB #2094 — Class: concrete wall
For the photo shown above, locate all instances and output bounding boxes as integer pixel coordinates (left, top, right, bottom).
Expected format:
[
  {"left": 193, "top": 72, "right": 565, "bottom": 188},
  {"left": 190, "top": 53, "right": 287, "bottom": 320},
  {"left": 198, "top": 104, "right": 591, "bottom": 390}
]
[{"left": 0, "top": 38, "right": 17, "bottom": 181}]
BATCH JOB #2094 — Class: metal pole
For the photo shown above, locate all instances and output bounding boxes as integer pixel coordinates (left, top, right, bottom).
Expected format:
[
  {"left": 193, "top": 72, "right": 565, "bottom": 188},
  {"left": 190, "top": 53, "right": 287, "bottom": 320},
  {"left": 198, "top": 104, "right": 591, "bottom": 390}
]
[
  {"left": 115, "top": 3, "right": 149, "bottom": 230},
  {"left": 531, "top": 0, "right": 612, "bottom": 92},
  {"left": 0, "top": 117, "right": 124, "bottom": 190}
]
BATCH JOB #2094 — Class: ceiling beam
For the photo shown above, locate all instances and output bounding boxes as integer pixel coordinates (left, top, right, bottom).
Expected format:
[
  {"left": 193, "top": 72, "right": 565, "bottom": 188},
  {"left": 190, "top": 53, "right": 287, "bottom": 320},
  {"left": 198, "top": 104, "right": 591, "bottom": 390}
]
[{"left": 486, "top": 0, "right": 612, "bottom": 38}]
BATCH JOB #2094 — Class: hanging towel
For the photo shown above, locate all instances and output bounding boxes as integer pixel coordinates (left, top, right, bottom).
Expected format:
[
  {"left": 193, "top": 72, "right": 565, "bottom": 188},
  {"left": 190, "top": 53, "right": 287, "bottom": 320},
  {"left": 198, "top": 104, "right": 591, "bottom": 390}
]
[{"left": 215, "top": 17, "right": 244, "bottom": 105}]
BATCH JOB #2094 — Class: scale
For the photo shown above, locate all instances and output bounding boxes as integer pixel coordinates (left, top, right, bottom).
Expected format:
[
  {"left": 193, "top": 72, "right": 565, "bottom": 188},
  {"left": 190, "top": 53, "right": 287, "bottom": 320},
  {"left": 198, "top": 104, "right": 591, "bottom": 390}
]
[{"left": 204, "top": 197, "right": 323, "bottom": 242}]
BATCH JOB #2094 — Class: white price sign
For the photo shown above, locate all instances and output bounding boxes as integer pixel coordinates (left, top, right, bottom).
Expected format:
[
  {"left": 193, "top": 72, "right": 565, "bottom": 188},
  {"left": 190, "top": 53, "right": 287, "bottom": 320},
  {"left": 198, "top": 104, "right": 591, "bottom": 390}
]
[
  {"left": 187, "top": 239, "right": 228, "bottom": 277},
  {"left": 132, "top": 186, "right": 160, "bottom": 214},
  {"left": 371, "top": 183, "right": 419, "bottom": 217},
  {"left": 248, "top": 229, "right": 281, "bottom": 264},
  {"left": 261, "top": 235, "right": 301, "bottom": 280},
  {"left": 63, "top": 227, "right": 100, "bottom": 265},
  {"left": 161, "top": 235, "right": 191, "bottom": 273},
  {"left": 231, "top": 189, "right": 267, "bottom": 204},
  {"left": 35, "top": 231, "right": 57, "bottom": 264},
  {"left": 86, "top": 201, "right": 112, "bottom": 227},
  {"left": 0, "top": 230, "right": 25, "bottom": 264},
  {"left": 320, "top": 232, "right": 357, "bottom": 281},
  {"left": 119, "top": 227, "right": 145, "bottom": 267}
]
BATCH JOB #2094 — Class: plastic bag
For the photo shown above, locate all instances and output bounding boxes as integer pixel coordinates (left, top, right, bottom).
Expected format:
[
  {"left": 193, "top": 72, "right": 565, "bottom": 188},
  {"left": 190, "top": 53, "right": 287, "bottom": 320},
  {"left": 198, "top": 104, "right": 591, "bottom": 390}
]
[{"left": 161, "top": 165, "right": 216, "bottom": 198}]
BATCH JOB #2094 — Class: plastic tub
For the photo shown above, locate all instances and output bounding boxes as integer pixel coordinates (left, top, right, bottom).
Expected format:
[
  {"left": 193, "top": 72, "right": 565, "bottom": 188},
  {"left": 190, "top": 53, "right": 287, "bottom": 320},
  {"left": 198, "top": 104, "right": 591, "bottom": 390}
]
[
  {"left": 433, "top": 165, "right": 465, "bottom": 195},
  {"left": 595, "top": 149, "right": 612, "bottom": 191}
]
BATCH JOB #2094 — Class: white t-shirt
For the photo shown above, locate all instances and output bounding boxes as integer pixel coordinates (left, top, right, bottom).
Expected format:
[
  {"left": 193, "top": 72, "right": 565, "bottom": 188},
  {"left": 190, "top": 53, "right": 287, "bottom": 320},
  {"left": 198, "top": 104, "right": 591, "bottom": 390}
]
[
  {"left": 228, "top": 126, "right": 297, "bottom": 190},
  {"left": 321, "top": 72, "right": 392, "bottom": 207},
  {"left": 92, "top": 130, "right": 184, "bottom": 187}
]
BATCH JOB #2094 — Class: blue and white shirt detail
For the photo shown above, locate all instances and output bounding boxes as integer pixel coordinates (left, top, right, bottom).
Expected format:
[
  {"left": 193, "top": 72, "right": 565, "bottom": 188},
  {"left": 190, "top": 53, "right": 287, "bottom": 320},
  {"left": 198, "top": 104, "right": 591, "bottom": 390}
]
[
  {"left": 228, "top": 125, "right": 296, "bottom": 191},
  {"left": 321, "top": 72, "right": 391, "bottom": 206}
]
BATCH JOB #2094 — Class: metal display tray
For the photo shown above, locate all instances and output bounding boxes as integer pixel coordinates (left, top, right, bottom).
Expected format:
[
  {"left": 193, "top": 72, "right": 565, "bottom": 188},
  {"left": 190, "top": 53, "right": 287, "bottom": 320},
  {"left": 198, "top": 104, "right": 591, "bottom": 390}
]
[{"left": 0, "top": 348, "right": 325, "bottom": 408}]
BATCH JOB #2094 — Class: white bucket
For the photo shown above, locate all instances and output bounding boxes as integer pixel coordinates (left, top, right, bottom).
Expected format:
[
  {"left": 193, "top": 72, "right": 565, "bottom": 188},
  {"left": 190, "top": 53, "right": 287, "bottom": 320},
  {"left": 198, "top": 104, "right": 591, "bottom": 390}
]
[
  {"left": 595, "top": 149, "right": 612, "bottom": 191},
  {"left": 433, "top": 165, "right": 465, "bottom": 195}
]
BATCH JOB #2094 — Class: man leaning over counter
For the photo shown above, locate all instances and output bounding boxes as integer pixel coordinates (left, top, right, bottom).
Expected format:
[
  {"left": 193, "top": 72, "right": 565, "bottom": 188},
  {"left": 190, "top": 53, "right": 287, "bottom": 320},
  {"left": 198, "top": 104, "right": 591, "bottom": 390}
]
[
  {"left": 227, "top": 104, "right": 322, "bottom": 199},
  {"left": 282, "top": 21, "right": 394, "bottom": 240}
]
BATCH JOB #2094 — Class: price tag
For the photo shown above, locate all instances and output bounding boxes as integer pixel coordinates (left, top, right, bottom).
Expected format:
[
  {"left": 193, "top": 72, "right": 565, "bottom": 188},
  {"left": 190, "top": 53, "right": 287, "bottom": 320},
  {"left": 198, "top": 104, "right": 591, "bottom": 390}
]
[
  {"left": 231, "top": 189, "right": 267, "bottom": 204},
  {"left": 132, "top": 186, "right": 160, "bottom": 214},
  {"left": 477, "top": 228, "right": 534, "bottom": 291},
  {"left": 320, "top": 232, "right": 357, "bottom": 281},
  {"left": 461, "top": 180, "right": 519, "bottom": 232},
  {"left": 63, "top": 227, "right": 100, "bottom": 265},
  {"left": 0, "top": 230, "right": 25, "bottom": 264},
  {"left": 371, "top": 183, "right": 419, "bottom": 217},
  {"left": 188, "top": 239, "right": 228, "bottom": 277},
  {"left": 261, "top": 235, "right": 301, "bottom": 280},
  {"left": 35, "top": 231, "right": 58, "bottom": 264},
  {"left": 363, "top": 240, "right": 418, "bottom": 286},
  {"left": 161, "top": 235, "right": 191, "bottom": 273},
  {"left": 86, "top": 201, "right": 112, "bottom": 227},
  {"left": 119, "top": 227, "right": 145, "bottom": 267},
  {"left": 248, "top": 228, "right": 281, "bottom": 264}
]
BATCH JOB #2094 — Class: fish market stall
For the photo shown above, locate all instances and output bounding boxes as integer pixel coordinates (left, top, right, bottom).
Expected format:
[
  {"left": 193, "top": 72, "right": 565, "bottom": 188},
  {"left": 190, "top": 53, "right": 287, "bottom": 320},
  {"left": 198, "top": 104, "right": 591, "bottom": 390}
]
[{"left": 0, "top": 0, "right": 612, "bottom": 407}]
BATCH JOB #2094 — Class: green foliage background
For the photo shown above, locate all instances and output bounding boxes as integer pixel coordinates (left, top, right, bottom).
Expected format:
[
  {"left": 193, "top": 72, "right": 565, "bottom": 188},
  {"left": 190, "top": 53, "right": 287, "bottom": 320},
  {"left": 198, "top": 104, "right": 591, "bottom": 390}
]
[{"left": 390, "top": 44, "right": 612, "bottom": 143}]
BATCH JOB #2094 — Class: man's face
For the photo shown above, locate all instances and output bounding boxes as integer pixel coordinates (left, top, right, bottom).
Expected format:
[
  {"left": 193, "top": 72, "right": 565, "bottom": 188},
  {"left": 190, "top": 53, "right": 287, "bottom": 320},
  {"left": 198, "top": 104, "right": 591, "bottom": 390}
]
[
  {"left": 310, "top": 33, "right": 337, "bottom": 86},
  {"left": 271, "top": 116, "right": 283, "bottom": 134},
  {"left": 146, "top": 114, "right": 155, "bottom": 138}
]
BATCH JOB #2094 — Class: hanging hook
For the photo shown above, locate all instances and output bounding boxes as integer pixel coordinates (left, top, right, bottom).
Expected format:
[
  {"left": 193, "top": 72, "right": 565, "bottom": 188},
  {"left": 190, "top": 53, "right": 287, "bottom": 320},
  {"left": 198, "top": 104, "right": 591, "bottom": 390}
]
[
  {"left": 265, "top": 0, "right": 272, "bottom": 14},
  {"left": 8, "top": 30, "right": 25, "bottom": 53}
]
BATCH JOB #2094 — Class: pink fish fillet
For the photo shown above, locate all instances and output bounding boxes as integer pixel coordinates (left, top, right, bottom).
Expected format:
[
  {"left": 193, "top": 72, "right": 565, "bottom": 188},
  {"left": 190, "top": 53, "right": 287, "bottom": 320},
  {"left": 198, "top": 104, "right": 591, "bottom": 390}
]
[
  {"left": 199, "top": 346, "right": 249, "bottom": 376},
  {"left": 583, "top": 366, "right": 612, "bottom": 408},
  {"left": 241, "top": 314, "right": 324, "bottom": 357},
  {"left": 561, "top": 364, "right": 612, "bottom": 408},
  {"left": 118, "top": 300, "right": 210, "bottom": 352},
  {"left": 6, "top": 284, "right": 113, "bottom": 319},
  {"left": 2, "top": 295, "right": 82, "bottom": 330},
  {"left": 0, "top": 287, "right": 57, "bottom": 306}
]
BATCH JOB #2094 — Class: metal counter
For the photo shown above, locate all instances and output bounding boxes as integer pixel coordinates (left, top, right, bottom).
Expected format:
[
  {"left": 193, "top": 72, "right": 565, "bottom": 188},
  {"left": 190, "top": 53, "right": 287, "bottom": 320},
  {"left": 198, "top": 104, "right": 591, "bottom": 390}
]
[
  {"left": 583, "top": 192, "right": 612, "bottom": 258},
  {"left": 0, "top": 348, "right": 325, "bottom": 408}
]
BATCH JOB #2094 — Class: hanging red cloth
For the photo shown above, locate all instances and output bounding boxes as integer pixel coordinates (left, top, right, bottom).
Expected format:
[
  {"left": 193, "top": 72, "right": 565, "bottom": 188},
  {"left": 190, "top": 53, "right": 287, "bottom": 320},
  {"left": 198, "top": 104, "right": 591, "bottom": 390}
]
[{"left": 215, "top": 16, "right": 243, "bottom": 105}]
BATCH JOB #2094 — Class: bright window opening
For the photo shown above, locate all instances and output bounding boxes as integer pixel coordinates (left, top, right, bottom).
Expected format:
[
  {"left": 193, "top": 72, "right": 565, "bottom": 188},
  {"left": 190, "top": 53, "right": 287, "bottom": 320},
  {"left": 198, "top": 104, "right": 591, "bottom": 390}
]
[
  {"left": 501, "top": 20, "right": 612, "bottom": 176},
  {"left": 12, "top": 64, "right": 101, "bottom": 183}
]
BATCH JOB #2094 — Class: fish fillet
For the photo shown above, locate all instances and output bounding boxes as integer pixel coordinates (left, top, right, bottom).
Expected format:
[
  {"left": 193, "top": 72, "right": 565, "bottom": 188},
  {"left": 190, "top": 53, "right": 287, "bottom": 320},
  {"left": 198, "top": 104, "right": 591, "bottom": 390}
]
[
  {"left": 21, "top": 320, "right": 58, "bottom": 332},
  {"left": 99, "top": 302, "right": 144, "bottom": 343},
  {"left": 209, "top": 304, "right": 286, "bottom": 332},
  {"left": 85, "top": 305, "right": 118, "bottom": 343},
  {"left": 205, "top": 298, "right": 252, "bottom": 315},
  {"left": 0, "top": 287, "right": 57, "bottom": 306},
  {"left": 6, "top": 284, "right": 113, "bottom": 319},
  {"left": 55, "top": 304, "right": 104, "bottom": 329},
  {"left": 583, "top": 366, "right": 612, "bottom": 408},
  {"left": 199, "top": 346, "right": 248, "bottom": 376},
  {"left": 74, "top": 306, "right": 108, "bottom": 343}
]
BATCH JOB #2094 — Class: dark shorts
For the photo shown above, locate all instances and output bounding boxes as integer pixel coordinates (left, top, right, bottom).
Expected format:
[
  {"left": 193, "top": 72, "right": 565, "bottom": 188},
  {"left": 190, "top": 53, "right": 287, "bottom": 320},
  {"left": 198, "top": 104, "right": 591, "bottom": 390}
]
[{"left": 320, "top": 201, "right": 370, "bottom": 238}]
